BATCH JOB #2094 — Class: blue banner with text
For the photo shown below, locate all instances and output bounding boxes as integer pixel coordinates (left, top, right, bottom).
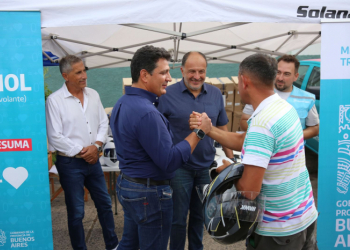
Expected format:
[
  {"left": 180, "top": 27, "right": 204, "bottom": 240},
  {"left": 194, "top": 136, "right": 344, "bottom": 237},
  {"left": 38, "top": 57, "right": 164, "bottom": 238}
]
[
  {"left": 318, "top": 22, "right": 350, "bottom": 249},
  {"left": 0, "top": 11, "right": 53, "bottom": 249}
]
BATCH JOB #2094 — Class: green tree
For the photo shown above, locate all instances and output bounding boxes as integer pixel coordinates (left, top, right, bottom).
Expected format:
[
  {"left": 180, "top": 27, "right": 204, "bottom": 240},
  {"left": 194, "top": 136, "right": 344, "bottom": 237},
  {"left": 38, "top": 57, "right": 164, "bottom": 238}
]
[{"left": 43, "top": 67, "right": 52, "bottom": 100}]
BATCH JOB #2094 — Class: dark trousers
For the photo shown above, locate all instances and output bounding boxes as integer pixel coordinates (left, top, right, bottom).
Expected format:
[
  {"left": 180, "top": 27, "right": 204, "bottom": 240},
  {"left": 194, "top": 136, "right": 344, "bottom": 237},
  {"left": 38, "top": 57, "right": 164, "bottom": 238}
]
[
  {"left": 56, "top": 155, "right": 119, "bottom": 250},
  {"left": 170, "top": 167, "right": 210, "bottom": 250},
  {"left": 116, "top": 174, "right": 173, "bottom": 250},
  {"left": 247, "top": 221, "right": 318, "bottom": 250}
]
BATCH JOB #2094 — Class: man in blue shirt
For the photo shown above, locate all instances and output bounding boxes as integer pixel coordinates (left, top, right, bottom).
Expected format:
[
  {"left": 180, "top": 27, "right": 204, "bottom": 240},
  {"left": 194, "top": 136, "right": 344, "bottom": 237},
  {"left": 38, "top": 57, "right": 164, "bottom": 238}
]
[
  {"left": 158, "top": 51, "right": 234, "bottom": 250},
  {"left": 110, "top": 46, "right": 212, "bottom": 250}
]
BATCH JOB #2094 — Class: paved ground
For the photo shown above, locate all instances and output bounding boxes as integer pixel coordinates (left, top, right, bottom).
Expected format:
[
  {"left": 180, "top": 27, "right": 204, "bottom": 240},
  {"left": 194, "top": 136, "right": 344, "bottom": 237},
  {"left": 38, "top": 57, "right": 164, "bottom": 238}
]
[{"left": 51, "top": 148, "right": 318, "bottom": 250}]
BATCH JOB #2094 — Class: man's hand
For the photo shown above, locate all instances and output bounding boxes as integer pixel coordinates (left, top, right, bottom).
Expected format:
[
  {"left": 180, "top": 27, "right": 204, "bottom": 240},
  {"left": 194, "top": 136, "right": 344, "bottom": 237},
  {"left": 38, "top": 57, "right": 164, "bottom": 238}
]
[
  {"left": 216, "top": 159, "right": 232, "bottom": 173},
  {"left": 80, "top": 145, "right": 99, "bottom": 164},
  {"left": 199, "top": 112, "right": 212, "bottom": 134},
  {"left": 189, "top": 111, "right": 202, "bottom": 130}
]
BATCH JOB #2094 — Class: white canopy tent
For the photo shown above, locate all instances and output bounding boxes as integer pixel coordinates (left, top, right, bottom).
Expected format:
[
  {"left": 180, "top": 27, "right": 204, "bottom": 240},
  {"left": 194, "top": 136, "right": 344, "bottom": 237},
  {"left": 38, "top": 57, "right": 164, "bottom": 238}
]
[
  {"left": 3, "top": 0, "right": 347, "bottom": 69},
  {"left": 41, "top": 22, "right": 321, "bottom": 69}
]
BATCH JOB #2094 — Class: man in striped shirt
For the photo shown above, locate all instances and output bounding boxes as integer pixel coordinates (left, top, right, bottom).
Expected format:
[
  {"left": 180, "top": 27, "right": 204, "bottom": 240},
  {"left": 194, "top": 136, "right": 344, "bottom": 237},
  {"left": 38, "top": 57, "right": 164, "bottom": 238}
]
[{"left": 190, "top": 54, "right": 318, "bottom": 249}]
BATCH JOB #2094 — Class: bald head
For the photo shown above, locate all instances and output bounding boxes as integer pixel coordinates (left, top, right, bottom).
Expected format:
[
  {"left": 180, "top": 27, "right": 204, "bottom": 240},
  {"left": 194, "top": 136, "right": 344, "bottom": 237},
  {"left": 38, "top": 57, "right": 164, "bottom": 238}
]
[
  {"left": 182, "top": 51, "right": 207, "bottom": 67},
  {"left": 181, "top": 52, "right": 207, "bottom": 93}
]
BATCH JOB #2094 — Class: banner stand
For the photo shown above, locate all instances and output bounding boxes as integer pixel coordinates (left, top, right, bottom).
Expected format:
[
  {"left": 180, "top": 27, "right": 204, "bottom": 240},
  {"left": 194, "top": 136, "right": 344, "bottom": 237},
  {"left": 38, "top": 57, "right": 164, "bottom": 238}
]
[
  {"left": 0, "top": 11, "right": 53, "bottom": 249},
  {"left": 318, "top": 20, "right": 350, "bottom": 249}
]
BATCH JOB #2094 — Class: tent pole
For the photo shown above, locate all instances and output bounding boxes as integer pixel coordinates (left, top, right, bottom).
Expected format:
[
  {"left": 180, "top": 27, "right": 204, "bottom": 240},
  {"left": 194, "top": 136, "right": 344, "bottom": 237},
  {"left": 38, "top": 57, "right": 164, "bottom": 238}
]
[
  {"left": 294, "top": 34, "right": 321, "bottom": 56},
  {"left": 173, "top": 23, "right": 176, "bottom": 68},
  {"left": 238, "top": 32, "right": 289, "bottom": 47},
  {"left": 118, "top": 49, "right": 136, "bottom": 55},
  {"left": 184, "top": 38, "right": 231, "bottom": 48},
  {"left": 175, "top": 23, "right": 182, "bottom": 62},
  {"left": 275, "top": 33, "right": 294, "bottom": 52},
  {"left": 80, "top": 50, "right": 115, "bottom": 59},
  {"left": 55, "top": 36, "right": 115, "bottom": 50},
  {"left": 234, "top": 46, "right": 285, "bottom": 56},
  {"left": 216, "top": 50, "right": 247, "bottom": 59},
  {"left": 205, "top": 48, "right": 231, "bottom": 56},
  {"left": 52, "top": 39, "right": 69, "bottom": 56},
  {"left": 186, "top": 22, "right": 249, "bottom": 37},
  {"left": 121, "top": 24, "right": 182, "bottom": 36},
  {"left": 119, "top": 37, "right": 173, "bottom": 50}
]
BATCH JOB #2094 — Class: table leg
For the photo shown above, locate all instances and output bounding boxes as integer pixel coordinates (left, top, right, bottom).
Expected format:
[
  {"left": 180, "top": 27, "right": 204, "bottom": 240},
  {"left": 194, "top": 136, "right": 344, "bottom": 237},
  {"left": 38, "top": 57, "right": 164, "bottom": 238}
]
[{"left": 113, "top": 172, "right": 117, "bottom": 215}]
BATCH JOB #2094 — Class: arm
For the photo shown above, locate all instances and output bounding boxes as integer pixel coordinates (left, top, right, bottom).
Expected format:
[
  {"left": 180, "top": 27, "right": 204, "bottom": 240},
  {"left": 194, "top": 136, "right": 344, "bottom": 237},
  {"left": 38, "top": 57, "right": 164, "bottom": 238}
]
[
  {"left": 216, "top": 125, "right": 234, "bottom": 158},
  {"left": 137, "top": 111, "right": 211, "bottom": 173},
  {"left": 81, "top": 95, "right": 108, "bottom": 164},
  {"left": 239, "top": 113, "right": 251, "bottom": 132},
  {"left": 236, "top": 164, "right": 265, "bottom": 195},
  {"left": 207, "top": 126, "right": 245, "bottom": 152},
  {"left": 303, "top": 124, "right": 319, "bottom": 140},
  {"left": 185, "top": 113, "right": 212, "bottom": 153},
  {"left": 216, "top": 160, "right": 265, "bottom": 200},
  {"left": 303, "top": 104, "right": 319, "bottom": 140},
  {"left": 45, "top": 97, "right": 83, "bottom": 156},
  {"left": 189, "top": 111, "right": 245, "bottom": 151}
]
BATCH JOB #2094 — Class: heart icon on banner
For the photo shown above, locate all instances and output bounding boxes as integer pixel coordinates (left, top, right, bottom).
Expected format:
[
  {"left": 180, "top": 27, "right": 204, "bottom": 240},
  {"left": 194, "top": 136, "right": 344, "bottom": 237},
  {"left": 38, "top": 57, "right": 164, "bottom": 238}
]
[{"left": 3, "top": 167, "right": 28, "bottom": 189}]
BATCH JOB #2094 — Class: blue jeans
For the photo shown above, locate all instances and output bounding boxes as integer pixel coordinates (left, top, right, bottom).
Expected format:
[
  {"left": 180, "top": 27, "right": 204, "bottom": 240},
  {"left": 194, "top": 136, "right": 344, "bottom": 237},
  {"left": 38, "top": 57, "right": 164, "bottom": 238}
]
[
  {"left": 170, "top": 167, "right": 210, "bottom": 250},
  {"left": 55, "top": 155, "right": 119, "bottom": 250},
  {"left": 116, "top": 174, "right": 173, "bottom": 250}
]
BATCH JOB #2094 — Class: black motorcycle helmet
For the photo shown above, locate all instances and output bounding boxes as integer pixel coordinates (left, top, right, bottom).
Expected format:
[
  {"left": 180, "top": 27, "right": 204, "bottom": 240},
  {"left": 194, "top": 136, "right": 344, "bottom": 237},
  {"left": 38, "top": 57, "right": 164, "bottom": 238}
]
[{"left": 201, "top": 163, "right": 265, "bottom": 245}]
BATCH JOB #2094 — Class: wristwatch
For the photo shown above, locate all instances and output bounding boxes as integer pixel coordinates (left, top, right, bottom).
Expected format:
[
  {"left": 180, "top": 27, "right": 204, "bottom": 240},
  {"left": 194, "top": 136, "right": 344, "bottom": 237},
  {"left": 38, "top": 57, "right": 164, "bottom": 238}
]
[
  {"left": 94, "top": 143, "right": 102, "bottom": 152},
  {"left": 193, "top": 128, "right": 206, "bottom": 140}
]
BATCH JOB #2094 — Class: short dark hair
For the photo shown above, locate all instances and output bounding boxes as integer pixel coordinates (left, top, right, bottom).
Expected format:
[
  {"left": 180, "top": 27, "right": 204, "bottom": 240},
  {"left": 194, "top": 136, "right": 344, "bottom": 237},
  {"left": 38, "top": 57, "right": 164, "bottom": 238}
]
[
  {"left": 131, "top": 45, "right": 171, "bottom": 83},
  {"left": 59, "top": 55, "right": 83, "bottom": 74},
  {"left": 278, "top": 55, "right": 300, "bottom": 73},
  {"left": 181, "top": 51, "right": 207, "bottom": 67},
  {"left": 239, "top": 53, "right": 277, "bottom": 87}
]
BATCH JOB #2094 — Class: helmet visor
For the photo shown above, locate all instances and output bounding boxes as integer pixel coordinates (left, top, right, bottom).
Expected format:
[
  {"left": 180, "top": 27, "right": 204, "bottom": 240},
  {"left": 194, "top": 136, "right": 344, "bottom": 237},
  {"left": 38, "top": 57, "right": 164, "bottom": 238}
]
[{"left": 206, "top": 191, "right": 265, "bottom": 223}]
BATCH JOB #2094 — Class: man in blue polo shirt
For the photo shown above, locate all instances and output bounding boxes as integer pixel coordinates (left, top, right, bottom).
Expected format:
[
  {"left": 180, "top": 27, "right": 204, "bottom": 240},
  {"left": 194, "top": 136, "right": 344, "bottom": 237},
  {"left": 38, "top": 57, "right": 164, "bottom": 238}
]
[
  {"left": 110, "top": 46, "right": 212, "bottom": 250},
  {"left": 158, "top": 51, "right": 234, "bottom": 250}
]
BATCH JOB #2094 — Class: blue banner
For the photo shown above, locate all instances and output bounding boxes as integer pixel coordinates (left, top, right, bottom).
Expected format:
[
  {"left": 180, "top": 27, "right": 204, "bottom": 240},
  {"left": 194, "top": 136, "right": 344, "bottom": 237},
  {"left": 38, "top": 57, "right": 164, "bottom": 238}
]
[
  {"left": 318, "top": 22, "right": 350, "bottom": 249},
  {"left": 0, "top": 12, "right": 53, "bottom": 249}
]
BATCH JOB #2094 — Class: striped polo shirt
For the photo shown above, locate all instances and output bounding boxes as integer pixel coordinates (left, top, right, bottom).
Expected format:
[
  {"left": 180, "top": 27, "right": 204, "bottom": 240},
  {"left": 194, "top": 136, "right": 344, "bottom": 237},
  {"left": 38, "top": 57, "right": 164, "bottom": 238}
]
[{"left": 242, "top": 93, "right": 318, "bottom": 236}]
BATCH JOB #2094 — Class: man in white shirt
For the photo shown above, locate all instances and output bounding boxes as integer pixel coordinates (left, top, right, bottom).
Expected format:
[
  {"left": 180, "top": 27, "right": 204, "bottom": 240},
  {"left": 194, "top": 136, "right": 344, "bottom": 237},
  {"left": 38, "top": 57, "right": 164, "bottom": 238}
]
[
  {"left": 240, "top": 55, "right": 319, "bottom": 141},
  {"left": 46, "top": 55, "right": 119, "bottom": 250}
]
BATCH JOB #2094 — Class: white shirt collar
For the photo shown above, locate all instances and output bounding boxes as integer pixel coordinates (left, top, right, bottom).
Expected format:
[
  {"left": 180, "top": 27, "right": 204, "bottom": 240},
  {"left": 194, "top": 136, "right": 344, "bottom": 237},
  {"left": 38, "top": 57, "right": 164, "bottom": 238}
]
[{"left": 62, "top": 83, "right": 87, "bottom": 98}]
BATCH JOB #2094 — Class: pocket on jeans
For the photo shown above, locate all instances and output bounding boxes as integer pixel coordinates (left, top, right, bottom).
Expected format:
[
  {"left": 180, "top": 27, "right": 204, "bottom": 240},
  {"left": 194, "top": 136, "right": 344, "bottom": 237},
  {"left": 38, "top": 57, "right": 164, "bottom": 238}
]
[
  {"left": 56, "top": 156, "right": 73, "bottom": 165},
  {"left": 160, "top": 186, "right": 173, "bottom": 200},
  {"left": 120, "top": 194, "right": 147, "bottom": 223}
]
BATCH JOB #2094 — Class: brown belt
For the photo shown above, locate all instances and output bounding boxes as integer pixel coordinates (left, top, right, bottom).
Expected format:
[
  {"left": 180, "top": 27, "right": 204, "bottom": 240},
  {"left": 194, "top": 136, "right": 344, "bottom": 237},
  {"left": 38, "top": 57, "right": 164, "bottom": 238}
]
[{"left": 57, "top": 151, "right": 83, "bottom": 158}]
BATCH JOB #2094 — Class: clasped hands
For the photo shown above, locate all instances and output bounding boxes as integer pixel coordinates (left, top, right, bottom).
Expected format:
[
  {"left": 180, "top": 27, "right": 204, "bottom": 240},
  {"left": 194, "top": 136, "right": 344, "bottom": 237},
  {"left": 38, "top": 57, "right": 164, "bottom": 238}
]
[
  {"left": 79, "top": 145, "right": 99, "bottom": 164},
  {"left": 188, "top": 111, "right": 212, "bottom": 135},
  {"left": 189, "top": 111, "right": 231, "bottom": 172}
]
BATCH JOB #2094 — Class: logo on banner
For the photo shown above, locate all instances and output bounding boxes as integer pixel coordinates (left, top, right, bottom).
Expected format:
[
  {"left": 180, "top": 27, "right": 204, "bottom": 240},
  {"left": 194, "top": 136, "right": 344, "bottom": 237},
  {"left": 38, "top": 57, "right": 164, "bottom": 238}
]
[
  {"left": 297, "top": 6, "right": 350, "bottom": 19},
  {"left": 2, "top": 167, "right": 28, "bottom": 189},
  {"left": 0, "top": 139, "right": 32, "bottom": 152},
  {"left": 0, "top": 230, "right": 6, "bottom": 246},
  {"left": 337, "top": 105, "right": 350, "bottom": 194}
]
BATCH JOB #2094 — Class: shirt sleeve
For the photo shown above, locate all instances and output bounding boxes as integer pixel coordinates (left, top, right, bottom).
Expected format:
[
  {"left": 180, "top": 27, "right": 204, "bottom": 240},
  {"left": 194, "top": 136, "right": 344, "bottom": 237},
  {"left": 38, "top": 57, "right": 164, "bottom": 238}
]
[
  {"left": 136, "top": 111, "right": 191, "bottom": 172},
  {"left": 305, "top": 104, "right": 319, "bottom": 127},
  {"left": 243, "top": 104, "right": 254, "bottom": 115},
  {"left": 45, "top": 97, "right": 83, "bottom": 156},
  {"left": 241, "top": 124, "right": 275, "bottom": 169},
  {"left": 95, "top": 94, "right": 108, "bottom": 143}
]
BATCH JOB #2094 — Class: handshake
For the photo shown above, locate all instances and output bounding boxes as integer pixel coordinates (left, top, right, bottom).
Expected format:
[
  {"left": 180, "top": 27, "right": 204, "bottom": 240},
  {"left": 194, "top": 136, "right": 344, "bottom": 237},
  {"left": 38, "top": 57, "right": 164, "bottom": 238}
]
[{"left": 188, "top": 111, "right": 212, "bottom": 135}]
